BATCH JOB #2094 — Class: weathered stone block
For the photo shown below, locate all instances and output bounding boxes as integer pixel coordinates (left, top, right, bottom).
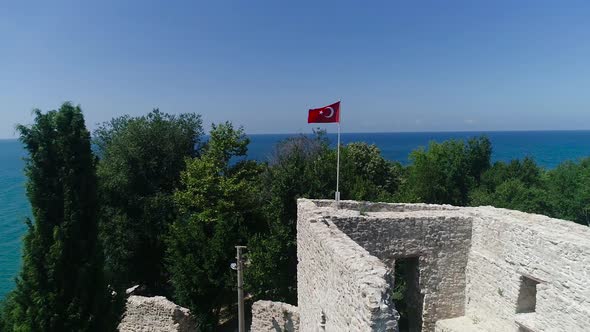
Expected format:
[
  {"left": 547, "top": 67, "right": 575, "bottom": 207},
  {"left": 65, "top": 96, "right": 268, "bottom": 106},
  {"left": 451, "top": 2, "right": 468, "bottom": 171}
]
[
  {"left": 118, "top": 295, "right": 197, "bottom": 332},
  {"left": 250, "top": 300, "right": 299, "bottom": 332}
]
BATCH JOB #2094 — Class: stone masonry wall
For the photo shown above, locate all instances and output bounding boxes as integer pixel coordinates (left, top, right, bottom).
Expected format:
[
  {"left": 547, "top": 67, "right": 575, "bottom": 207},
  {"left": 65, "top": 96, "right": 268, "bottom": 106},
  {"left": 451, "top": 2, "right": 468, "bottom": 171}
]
[
  {"left": 297, "top": 199, "right": 398, "bottom": 331},
  {"left": 295, "top": 199, "right": 590, "bottom": 332},
  {"left": 118, "top": 295, "right": 196, "bottom": 332},
  {"left": 250, "top": 300, "right": 300, "bottom": 332},
  {"left": 461, "top": 207, "right": 590, "bottom": 332},
  {"left": 330, "top": 209, "right": 473, "bottom": 332},
  {"left": 251, "top": 199, "right": 590, "bottom": 332}
]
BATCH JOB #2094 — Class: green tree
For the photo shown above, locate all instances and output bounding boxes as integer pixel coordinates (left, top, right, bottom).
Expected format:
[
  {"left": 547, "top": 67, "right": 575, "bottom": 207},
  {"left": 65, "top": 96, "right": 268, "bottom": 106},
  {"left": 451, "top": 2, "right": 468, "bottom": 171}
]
[
  {"left": 545, "top": 158, "right": 590, "bottom": 225},
  {"left": 166, "top": 122, "right": 263, "bottom": 330},
  {"left": 469, "top": 157, "right": 552, "bottom": 215},
  {"left": 0, "top": 293, "right": 18, "bottom": 331},
  {"left": 95, "top": 110, "right": 203, "bottom": 294},
  {"left": 470, "top": 179, "right": 551, "bottom": 214},
  {"left": 3, "top": 103, "right": 108, "bottom": 331},
  {"left": 246, "top": 132, "right": 404, "bottom": 304},
  {"left": 402, "top": 136, "right": 491, "bottom": 205},
  {"left": 246, "top": 132, "right": 332, "bottom": 304},
  {"left": 340, "top": 142, "right": 403, "bottom": 201},
  {"left": 478, "top": 157, "right": 542, "bottom": 191}
]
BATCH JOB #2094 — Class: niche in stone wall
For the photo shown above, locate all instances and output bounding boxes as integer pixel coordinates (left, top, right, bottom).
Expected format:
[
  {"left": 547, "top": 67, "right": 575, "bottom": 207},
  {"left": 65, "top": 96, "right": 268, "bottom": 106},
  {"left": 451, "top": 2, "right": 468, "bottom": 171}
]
[
  {"left": 319, "top": 311, "right": 326, "bottom": 331},
  {"left": 516, "top": 276, "right": 540, "bottom": 313},
  {"left": 392, "top": 257, "right": 423, "bottom": 332}
]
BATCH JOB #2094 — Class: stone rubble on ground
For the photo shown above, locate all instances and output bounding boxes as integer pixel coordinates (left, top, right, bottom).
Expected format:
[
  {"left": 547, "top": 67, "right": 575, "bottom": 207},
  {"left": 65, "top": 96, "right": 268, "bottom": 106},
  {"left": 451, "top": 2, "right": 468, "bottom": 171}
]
[
  {"left": 250, "top": 300, "right": 300, "bottom": 332},
  {"left": 118, "top": 295, "right": 197, "bottom": 332}
]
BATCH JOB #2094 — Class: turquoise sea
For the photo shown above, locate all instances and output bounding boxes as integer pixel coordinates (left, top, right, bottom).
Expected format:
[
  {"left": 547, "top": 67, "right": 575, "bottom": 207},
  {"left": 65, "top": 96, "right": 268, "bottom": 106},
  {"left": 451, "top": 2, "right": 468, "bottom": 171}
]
[
  {"left": 0, "top": 140, "right": 28, "bottom": 301},
  {"left": 2, "top": 130, "right": 590, "bottom": 299}
]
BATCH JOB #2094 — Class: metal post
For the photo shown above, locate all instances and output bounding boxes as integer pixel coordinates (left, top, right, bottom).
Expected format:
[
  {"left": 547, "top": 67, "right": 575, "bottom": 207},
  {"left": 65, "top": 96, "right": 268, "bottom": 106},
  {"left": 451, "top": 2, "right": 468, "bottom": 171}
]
[
  {"left": 236, "top": 246, "right": 247, "bottom": 332},
  {"left": 335, "top": 121, "right": 341, "bottom": 207}
]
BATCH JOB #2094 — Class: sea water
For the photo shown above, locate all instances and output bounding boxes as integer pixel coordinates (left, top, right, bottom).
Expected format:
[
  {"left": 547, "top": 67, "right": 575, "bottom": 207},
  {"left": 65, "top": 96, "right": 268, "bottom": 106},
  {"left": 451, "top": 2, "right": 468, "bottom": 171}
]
[{"left": 0, "top": 140, "right": 28, "bottom": 300}]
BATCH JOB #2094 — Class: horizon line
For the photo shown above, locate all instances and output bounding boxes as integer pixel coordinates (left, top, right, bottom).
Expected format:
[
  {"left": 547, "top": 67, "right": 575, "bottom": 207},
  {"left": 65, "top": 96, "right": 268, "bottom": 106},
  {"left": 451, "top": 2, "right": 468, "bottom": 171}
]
[
  {"left": 2, "top": 128, "right": 590, "bottom": 140},
  {"left": 245, "top": 128, "right": 590, "bottom": 136}
]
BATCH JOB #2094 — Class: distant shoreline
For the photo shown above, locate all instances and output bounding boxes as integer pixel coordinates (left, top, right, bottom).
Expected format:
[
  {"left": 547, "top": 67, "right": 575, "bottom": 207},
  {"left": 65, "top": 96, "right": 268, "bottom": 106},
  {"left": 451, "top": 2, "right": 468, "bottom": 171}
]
[
  {"left": 3, "top": 128, "right": 590, "bottom": 140},
  {"left": 245, "top": 129, "right": 590, "bottom": 136}
]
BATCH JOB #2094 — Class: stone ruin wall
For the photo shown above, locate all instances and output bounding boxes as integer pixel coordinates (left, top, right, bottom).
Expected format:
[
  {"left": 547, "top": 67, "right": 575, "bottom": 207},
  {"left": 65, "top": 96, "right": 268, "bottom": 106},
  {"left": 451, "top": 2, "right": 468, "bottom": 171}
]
[
  {"left": 458, "top": 207, "right": 590, "bottom": 332},
  {"left": 330, "top": 207, "right": 473, "bottom": 331},
  {"left": 251, "top": 199, "right": 590, "bottom": 332},
  {"left": 118, "top": 295, "right": 196, "bottom": 332},
  {"left": 250, "top": 301, "right": 300, "bottom": 332},
  {"left": 296, "top": 200, "right": 398, "bottom": 331}
]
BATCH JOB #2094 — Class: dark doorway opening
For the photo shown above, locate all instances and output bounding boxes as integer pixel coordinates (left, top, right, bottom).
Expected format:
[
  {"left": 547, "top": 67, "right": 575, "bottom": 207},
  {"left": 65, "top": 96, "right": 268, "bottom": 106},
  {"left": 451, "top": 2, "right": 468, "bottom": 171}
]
[
  {"left": 516, "top": 276, "right": 539, "bottom": 314},
  {"left": 392, "top": 257, "right": 423, "bottom": 332}
]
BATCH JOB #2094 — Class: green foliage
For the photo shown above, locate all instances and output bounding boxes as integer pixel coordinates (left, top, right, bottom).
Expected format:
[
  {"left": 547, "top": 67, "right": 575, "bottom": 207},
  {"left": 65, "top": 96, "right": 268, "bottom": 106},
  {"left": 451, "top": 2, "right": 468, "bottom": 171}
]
[
  {"left": 545, "top": 158, "right": 590, "bottom": 225},
  {"left": 166, "top": 122, "right": 263, "bottom": 330},
  {"left": 340, "top": 142, "right": 403, "bottom": 201},
  {"left": 479, "top": 157, "right": 542, "bottom": 190},
  {"left": 468, "top": 156, "right": 590, "bottom": 225},
  {"left": 245, "top": 132, "right": 332, "bottom": 304},
  {"left": 5, "top": 106, "right": 590, "bottom": 332},
  {"left": 0, "top": 293, "right": 17, "bottom": 331},
  {"left": 95, "top": 109, "right": 203, "bottom": 294},
  {"left": 470, "top": 179, "right": 551, "bottom": 214},
  {"left": 402, "top": 137, "right": 491, "bottom": 205},
  {"left": 470, "top": 157, "right": 551, "bottom": 214},
  {"left": 246, "top": 132, "right": 404, "bottom": 305},
  {"left": 2, "top": 103, "right": 109, "bottom": 331},
  {"left": 391, "top": 264, "right": 408, "bottom": 330}
]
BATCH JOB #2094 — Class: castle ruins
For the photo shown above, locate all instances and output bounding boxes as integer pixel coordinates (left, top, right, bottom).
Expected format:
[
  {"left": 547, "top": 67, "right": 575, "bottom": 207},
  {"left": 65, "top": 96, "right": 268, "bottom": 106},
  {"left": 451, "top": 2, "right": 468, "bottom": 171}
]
[{"left": 251, "top": 199, "right": 590, "bottom": 332}]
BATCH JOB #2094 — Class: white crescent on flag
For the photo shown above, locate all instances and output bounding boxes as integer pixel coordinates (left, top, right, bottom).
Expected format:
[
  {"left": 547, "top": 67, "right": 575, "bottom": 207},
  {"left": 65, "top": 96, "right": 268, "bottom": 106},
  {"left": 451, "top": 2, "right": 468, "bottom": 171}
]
[{"left": 324, "top": 107, "right": 334, "bottom": 118}]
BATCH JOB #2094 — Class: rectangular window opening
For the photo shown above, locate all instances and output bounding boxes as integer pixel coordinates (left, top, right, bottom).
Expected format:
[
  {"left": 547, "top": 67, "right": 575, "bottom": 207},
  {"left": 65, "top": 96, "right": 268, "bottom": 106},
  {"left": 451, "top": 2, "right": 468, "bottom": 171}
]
[
  {"left": 392, "top": 256, "right": 423, "bottom": 332},
  {"left": 516, "top": 276, "right": 539, "bottom": 314}
]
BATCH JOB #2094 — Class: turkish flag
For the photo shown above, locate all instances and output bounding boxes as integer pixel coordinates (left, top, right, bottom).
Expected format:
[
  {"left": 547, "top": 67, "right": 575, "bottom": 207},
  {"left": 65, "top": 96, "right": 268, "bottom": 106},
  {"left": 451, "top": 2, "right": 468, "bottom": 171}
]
[{"left": 308, "top": 101, "right": 340, "bottom": 123}]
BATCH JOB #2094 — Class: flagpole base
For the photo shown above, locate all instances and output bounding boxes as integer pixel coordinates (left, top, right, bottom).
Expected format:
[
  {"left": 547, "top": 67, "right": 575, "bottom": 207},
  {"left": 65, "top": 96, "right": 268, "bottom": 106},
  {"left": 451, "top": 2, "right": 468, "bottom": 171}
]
[{"left": 335, "top": 191, "right": 341, "bottom": 208}]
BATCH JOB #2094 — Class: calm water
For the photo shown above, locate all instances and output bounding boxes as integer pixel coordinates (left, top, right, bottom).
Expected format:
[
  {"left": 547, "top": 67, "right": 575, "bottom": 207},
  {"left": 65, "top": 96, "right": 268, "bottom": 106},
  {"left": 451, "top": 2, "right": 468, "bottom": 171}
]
[
  {"left": 248, "top": 131, "right": 590, "bottom": 167},
  {"left": 2, "top": 130, "right": 590, "bottom": 299},
  {"left": 0, "top": 140, "right": 29, "bottom": 300}
]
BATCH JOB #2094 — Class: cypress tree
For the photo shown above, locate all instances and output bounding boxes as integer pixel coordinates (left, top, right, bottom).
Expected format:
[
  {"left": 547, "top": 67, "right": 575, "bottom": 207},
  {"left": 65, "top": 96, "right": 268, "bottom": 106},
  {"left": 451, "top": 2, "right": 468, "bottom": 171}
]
[{"left": 5, "top": 103, "right": 108, "bottom": 331}]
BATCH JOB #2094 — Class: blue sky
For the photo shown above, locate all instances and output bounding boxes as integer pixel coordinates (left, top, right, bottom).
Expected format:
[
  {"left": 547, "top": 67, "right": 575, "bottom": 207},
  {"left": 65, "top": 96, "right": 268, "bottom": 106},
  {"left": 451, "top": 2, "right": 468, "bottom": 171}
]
[{"left": 1, "top": 1, "right": 590, "bottom": 138}]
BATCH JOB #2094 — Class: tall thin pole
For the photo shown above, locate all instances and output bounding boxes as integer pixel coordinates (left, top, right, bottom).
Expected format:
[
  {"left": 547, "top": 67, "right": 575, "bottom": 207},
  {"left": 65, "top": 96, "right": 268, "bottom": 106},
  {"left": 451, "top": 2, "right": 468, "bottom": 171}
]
[
  {"left": 336, "top": 120, "right": 341, "bottom": 207},
  {"left": 236, "top": 246, "right": 246, "bottom": 332}
]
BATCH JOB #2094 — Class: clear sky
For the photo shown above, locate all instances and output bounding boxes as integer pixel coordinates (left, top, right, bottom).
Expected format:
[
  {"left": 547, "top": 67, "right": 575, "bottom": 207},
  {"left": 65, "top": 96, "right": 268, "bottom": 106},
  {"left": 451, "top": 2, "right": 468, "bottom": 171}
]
[{"left": 1, "top": 0, "right": 590, "bottom": 138}]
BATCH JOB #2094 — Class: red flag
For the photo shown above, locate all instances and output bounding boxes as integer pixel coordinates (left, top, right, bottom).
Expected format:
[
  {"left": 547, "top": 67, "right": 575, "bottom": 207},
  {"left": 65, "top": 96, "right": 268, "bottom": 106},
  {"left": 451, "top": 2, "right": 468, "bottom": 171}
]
[{"left": 308, "top": 101, "right": 340, "bottom": 123}]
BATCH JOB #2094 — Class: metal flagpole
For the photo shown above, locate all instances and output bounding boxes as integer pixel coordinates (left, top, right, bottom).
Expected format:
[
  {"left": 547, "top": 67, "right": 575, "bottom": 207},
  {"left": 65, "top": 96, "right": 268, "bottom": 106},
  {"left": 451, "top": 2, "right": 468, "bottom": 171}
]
[
  {"left": 335, "top": 103, "right": 341, "bottom": 207},
  {"left": 235, "top": 246, "right": 246, "bottom": 332}
]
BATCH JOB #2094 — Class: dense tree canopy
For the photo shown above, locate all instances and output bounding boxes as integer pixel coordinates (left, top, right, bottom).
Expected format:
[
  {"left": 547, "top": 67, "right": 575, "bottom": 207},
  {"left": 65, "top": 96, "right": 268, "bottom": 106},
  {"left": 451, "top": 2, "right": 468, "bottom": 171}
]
[
  {"left": 340, "top": 142, "right": 404, "bottom": 201},
  {"left": 246, "top": 131, "right": 405, "bottom": 304},
  {"left": 246, "top": 132, "right": 333, "bottom": 304},
  {"left": 545, "top": 159, "right": 590, "bottom": 225},
  {"left": 470, "top": 156, "right": 590, "bottom": 226},
  {"left": 2, "top": 103, "right": 109, "bottom": 331},
  {"left": 469, "top": 157, "right": 550, "bottom": 214},
  {"left": 167, "top": 122, "right": 264, "bottom": 330},
  {"left": 2, "top": 105, "right": 589, "bottom": 331},
  {"left": 402, "top": 137, "right": 492, "bottom": 205},
  {"left": 95, "top": 110, "right": 203, "bottom": 295}
]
